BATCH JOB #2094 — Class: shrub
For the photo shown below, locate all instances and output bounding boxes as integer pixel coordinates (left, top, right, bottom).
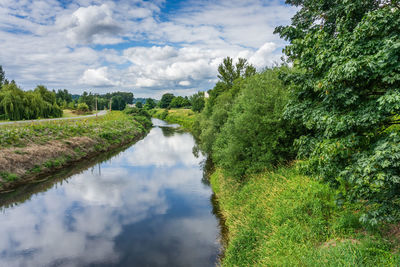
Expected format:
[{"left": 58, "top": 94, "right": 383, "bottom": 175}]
[
  {"left": 77, "top": 103, "right": 89, "bottom": 113},
  {"left": 213, "top": 68, "right": 297, "bottom": 178}
]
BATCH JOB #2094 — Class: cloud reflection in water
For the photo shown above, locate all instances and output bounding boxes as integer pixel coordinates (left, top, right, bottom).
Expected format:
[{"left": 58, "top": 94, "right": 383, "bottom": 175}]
[{"left": 0, "top": 123, "right": 219, "bottom": 267}]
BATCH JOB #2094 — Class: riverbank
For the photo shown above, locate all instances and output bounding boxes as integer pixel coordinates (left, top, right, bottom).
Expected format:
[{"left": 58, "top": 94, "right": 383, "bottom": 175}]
[
  {"left": 0, "top": 111, "right": 151, "bottom": 192},
  {"left": 150, "top": 108, "right": 197, "bottom": 130},
  {"left": 152, "top": 109, "right": 400, "bottom": 266},
  {"left": 211, "top": 167, "right": 399, "bottom": 266}
]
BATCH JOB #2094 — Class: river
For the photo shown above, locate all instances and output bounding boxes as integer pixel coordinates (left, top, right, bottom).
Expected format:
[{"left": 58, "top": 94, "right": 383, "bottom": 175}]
[{"left": 0, "top": 119, "right": 222, "bottom": 267}]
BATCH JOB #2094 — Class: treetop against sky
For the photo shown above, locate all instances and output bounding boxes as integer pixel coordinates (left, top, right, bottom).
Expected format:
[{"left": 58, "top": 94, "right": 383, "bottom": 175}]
[{"left": 0, "top": 0, "right": 296, "bottom": 97}]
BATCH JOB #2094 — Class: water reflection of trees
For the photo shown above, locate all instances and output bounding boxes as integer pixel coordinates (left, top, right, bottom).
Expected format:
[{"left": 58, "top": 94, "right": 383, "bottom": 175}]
[
  {"left": 160, "top": 126, "right": 176, "bottom": 137},
  {"left": 192, "top": 132, "right": 227, "bottom": 263}
]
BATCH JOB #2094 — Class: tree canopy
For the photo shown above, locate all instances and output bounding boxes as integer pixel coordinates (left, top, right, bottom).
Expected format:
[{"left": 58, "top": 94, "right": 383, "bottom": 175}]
[
  {"left": 217, "top": 57, "right": 256, "bottom": 87},
  {"left": 275, "top": 0, "right": 400, "bottom": 224},
  {"left": 159, "top": 93, "right": 175, "bottom": 108}
]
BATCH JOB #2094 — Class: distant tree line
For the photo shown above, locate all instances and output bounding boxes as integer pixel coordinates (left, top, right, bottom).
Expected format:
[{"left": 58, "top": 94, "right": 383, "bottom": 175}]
[
  {"left": 56, "top": 90, "right": 134, "bottom": 112},
  {"left": 157, "top": 91, "right": 205, "bottom": 112},
  {"left": 0, "top": 65, "right": 140, "bottom": 120}
]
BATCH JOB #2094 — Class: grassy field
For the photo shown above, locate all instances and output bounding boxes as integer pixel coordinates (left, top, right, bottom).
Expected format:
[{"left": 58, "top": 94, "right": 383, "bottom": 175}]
[
  {"left": 211, "top": 166, "right": 400, "bottom": 266},
  {"left": 0, "top": 111, "right": 150, "bottom": 191},
  {"left": 150, "top": 108, "right": 197, "bottom": 130}
]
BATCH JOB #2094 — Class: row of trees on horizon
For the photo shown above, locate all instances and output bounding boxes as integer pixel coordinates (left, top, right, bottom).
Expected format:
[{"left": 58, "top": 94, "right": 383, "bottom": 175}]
[{"left": 0, "top": 64, "right": 209, "bottom": 121}]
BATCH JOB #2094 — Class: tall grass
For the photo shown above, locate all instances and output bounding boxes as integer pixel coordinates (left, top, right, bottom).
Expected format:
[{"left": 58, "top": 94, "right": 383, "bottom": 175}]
[{"left": 211, "top": 166, "right": 400, "bottom": 266}]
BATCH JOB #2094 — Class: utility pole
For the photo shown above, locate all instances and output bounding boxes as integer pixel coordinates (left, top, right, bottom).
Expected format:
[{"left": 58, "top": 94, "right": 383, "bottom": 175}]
[
  {"left": 95, "top": 95, "right": 98, "bottom": 117},
  {"left": 109, "top": 98, "right": 112, "bottom": 112}
]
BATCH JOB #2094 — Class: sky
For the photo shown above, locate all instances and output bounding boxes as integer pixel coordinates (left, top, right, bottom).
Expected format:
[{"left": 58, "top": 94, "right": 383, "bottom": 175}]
[{"left": 0, "top": 0, "right": 297, "bottom": 98}]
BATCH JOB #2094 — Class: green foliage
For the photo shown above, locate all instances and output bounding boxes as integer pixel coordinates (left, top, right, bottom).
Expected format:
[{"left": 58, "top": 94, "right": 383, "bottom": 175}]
[
  {"left": 151, "top": 108, "right": 197, "bottom": 130},
  {"left": 217, "top": 57, "right": 256, "bottom": 87},
  {"left": 144, "top": 98, "right": 156, "bottom": 109},
  {"left": 0, "top": 172, "right": 18, "bottom": 182},
  {"left": 160, "top": 109, "right": 168, "bottom": 120},
  {"left": 111, "top": 95, "right": 126, "bottom": 110},
  {"left": 123, "top": 106, "right": 152, "bottom": 128},
  {"left": 159, "top": 93, "right": 175, "bottom": 108},
  {"left": 67, "top": 100, "right": 76, "bottom": 109},
  {"left": 276, "top": 1, "right": 400, "bottom": 223},
  {"left": 0, "top": 65, "right": 5, "bottom": 88},
  {"left": 135, "top": 101, "right": 143, "bottom": 108},
  {"left": 77, "top": 91, "right": 133, "bottom": 111},
  {"left": 189, "top": 92, "right": 205, "bottom": 112},
  {"left": 195, "top": 65, "right": 295, "bottom": 178},
  {"left": 194, "top": 57, "right": 258, "bottom": 150},
  {"left": 169, "top": 96, "right": 190, "bottom": 108},
  {"left": 195, "top": 79, "right": 244, "bottom": 154},
  {"left": 55, "top": 89, "right": 73, "bottom": 106},
  {"left": 133, "top": 115, "right": 152, "bottom": 129},
  {"left": 77, "top": 103, "right": 89, "bottom": 112},
  {"left": 0, "top": 83, "right": 62, "bottom": 121},
  {"left": 213, "top": 68, "right": 297, "bottom": 177},
  {"left": 0, "top": 111, "right": 150, "bottom": 149}
]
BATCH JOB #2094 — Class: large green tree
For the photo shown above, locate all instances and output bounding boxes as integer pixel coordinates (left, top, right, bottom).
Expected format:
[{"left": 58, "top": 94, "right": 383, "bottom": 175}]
[
  {"left": 190, "top": 92, "right": 205, "bottom": 112},
  {"left": 275, "top": 0, "right": 400, "bottom": 223},
  {"left": 159, "top": 93, "right": 175, "bottom": 108},
  {"left": 169, "top": 96, "right": 190, "bottom": 108},
  {"left": 144, "top": 98, "right": 156, "bottom": 109}
]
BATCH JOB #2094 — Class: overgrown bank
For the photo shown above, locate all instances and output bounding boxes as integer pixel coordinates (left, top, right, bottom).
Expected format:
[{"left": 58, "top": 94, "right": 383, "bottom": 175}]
[
  {"left": 211, "top": 167, "right": 400, "bottom": 266},
  {"left": 0, "top": 110, "right": 152, "bottom": 192},
  {"left": 150, "top": 108, "right": 197, "bottom": 130}
]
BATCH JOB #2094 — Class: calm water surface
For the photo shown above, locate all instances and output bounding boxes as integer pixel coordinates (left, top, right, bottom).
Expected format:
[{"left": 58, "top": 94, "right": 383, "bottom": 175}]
[{"left": 0, "top": 119, "right": 221, "bottom": 267}]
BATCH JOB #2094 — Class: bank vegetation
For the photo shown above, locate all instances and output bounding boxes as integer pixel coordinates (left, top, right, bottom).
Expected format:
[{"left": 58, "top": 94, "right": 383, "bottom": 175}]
[{"left": 0, "top": 108, "right": 152, "bottom": 192}]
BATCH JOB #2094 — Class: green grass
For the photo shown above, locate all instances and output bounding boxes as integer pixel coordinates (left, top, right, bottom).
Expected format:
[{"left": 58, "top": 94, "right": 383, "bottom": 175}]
[
  {"left": 0, "top": 172, "right": 19, "bottom": 182},
  {"left": 211, "top": 166, "right": 400, "bottom": 266},
  {"left": 150, "top": 108, "right": 197, "bottom": 130},
  {"left": 0, "top": 111, "right": 145, "bottom": 148}
]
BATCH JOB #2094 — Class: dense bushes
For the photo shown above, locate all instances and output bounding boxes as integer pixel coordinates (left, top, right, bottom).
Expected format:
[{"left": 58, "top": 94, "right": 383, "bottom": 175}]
[
  {"left": 123, "top": 106, "right": 152, "bottom": 128},
  {"left": 194, "top": 62, "right": 297, "bottom": 178},
  {"left": 213, "top": 69, "right": 297, "bottom": 177}
]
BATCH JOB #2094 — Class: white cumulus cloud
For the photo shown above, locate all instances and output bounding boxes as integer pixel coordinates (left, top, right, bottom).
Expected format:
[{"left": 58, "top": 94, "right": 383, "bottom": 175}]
[
  {"left": 57, "top": 4, "right": 123, "bottom": 45},
  {"left": 80, "top": 67, "right": 117, "bottom": 87}
]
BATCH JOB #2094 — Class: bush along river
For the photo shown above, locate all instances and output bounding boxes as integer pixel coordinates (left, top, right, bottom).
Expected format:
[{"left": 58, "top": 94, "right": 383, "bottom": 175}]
[{"left": 0, "top": 119, "right": 223, "bottom": 267}]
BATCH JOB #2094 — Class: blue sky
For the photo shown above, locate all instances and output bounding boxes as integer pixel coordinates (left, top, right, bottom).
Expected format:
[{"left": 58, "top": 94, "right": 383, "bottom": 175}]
[{"left": 0, "top": 0, "right": 297, "bottom": 98}]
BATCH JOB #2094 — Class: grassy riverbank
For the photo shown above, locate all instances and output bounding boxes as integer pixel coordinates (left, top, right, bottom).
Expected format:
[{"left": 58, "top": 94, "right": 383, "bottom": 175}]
[
  {"left": 0, "top": 111, "right": 151, "bottom": 192},
  {"left": 150, "top": 108, "right": 197, "bottom": 130},
  {"left": 211, "top": 167, "right": 399, "bottom": 266}
]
